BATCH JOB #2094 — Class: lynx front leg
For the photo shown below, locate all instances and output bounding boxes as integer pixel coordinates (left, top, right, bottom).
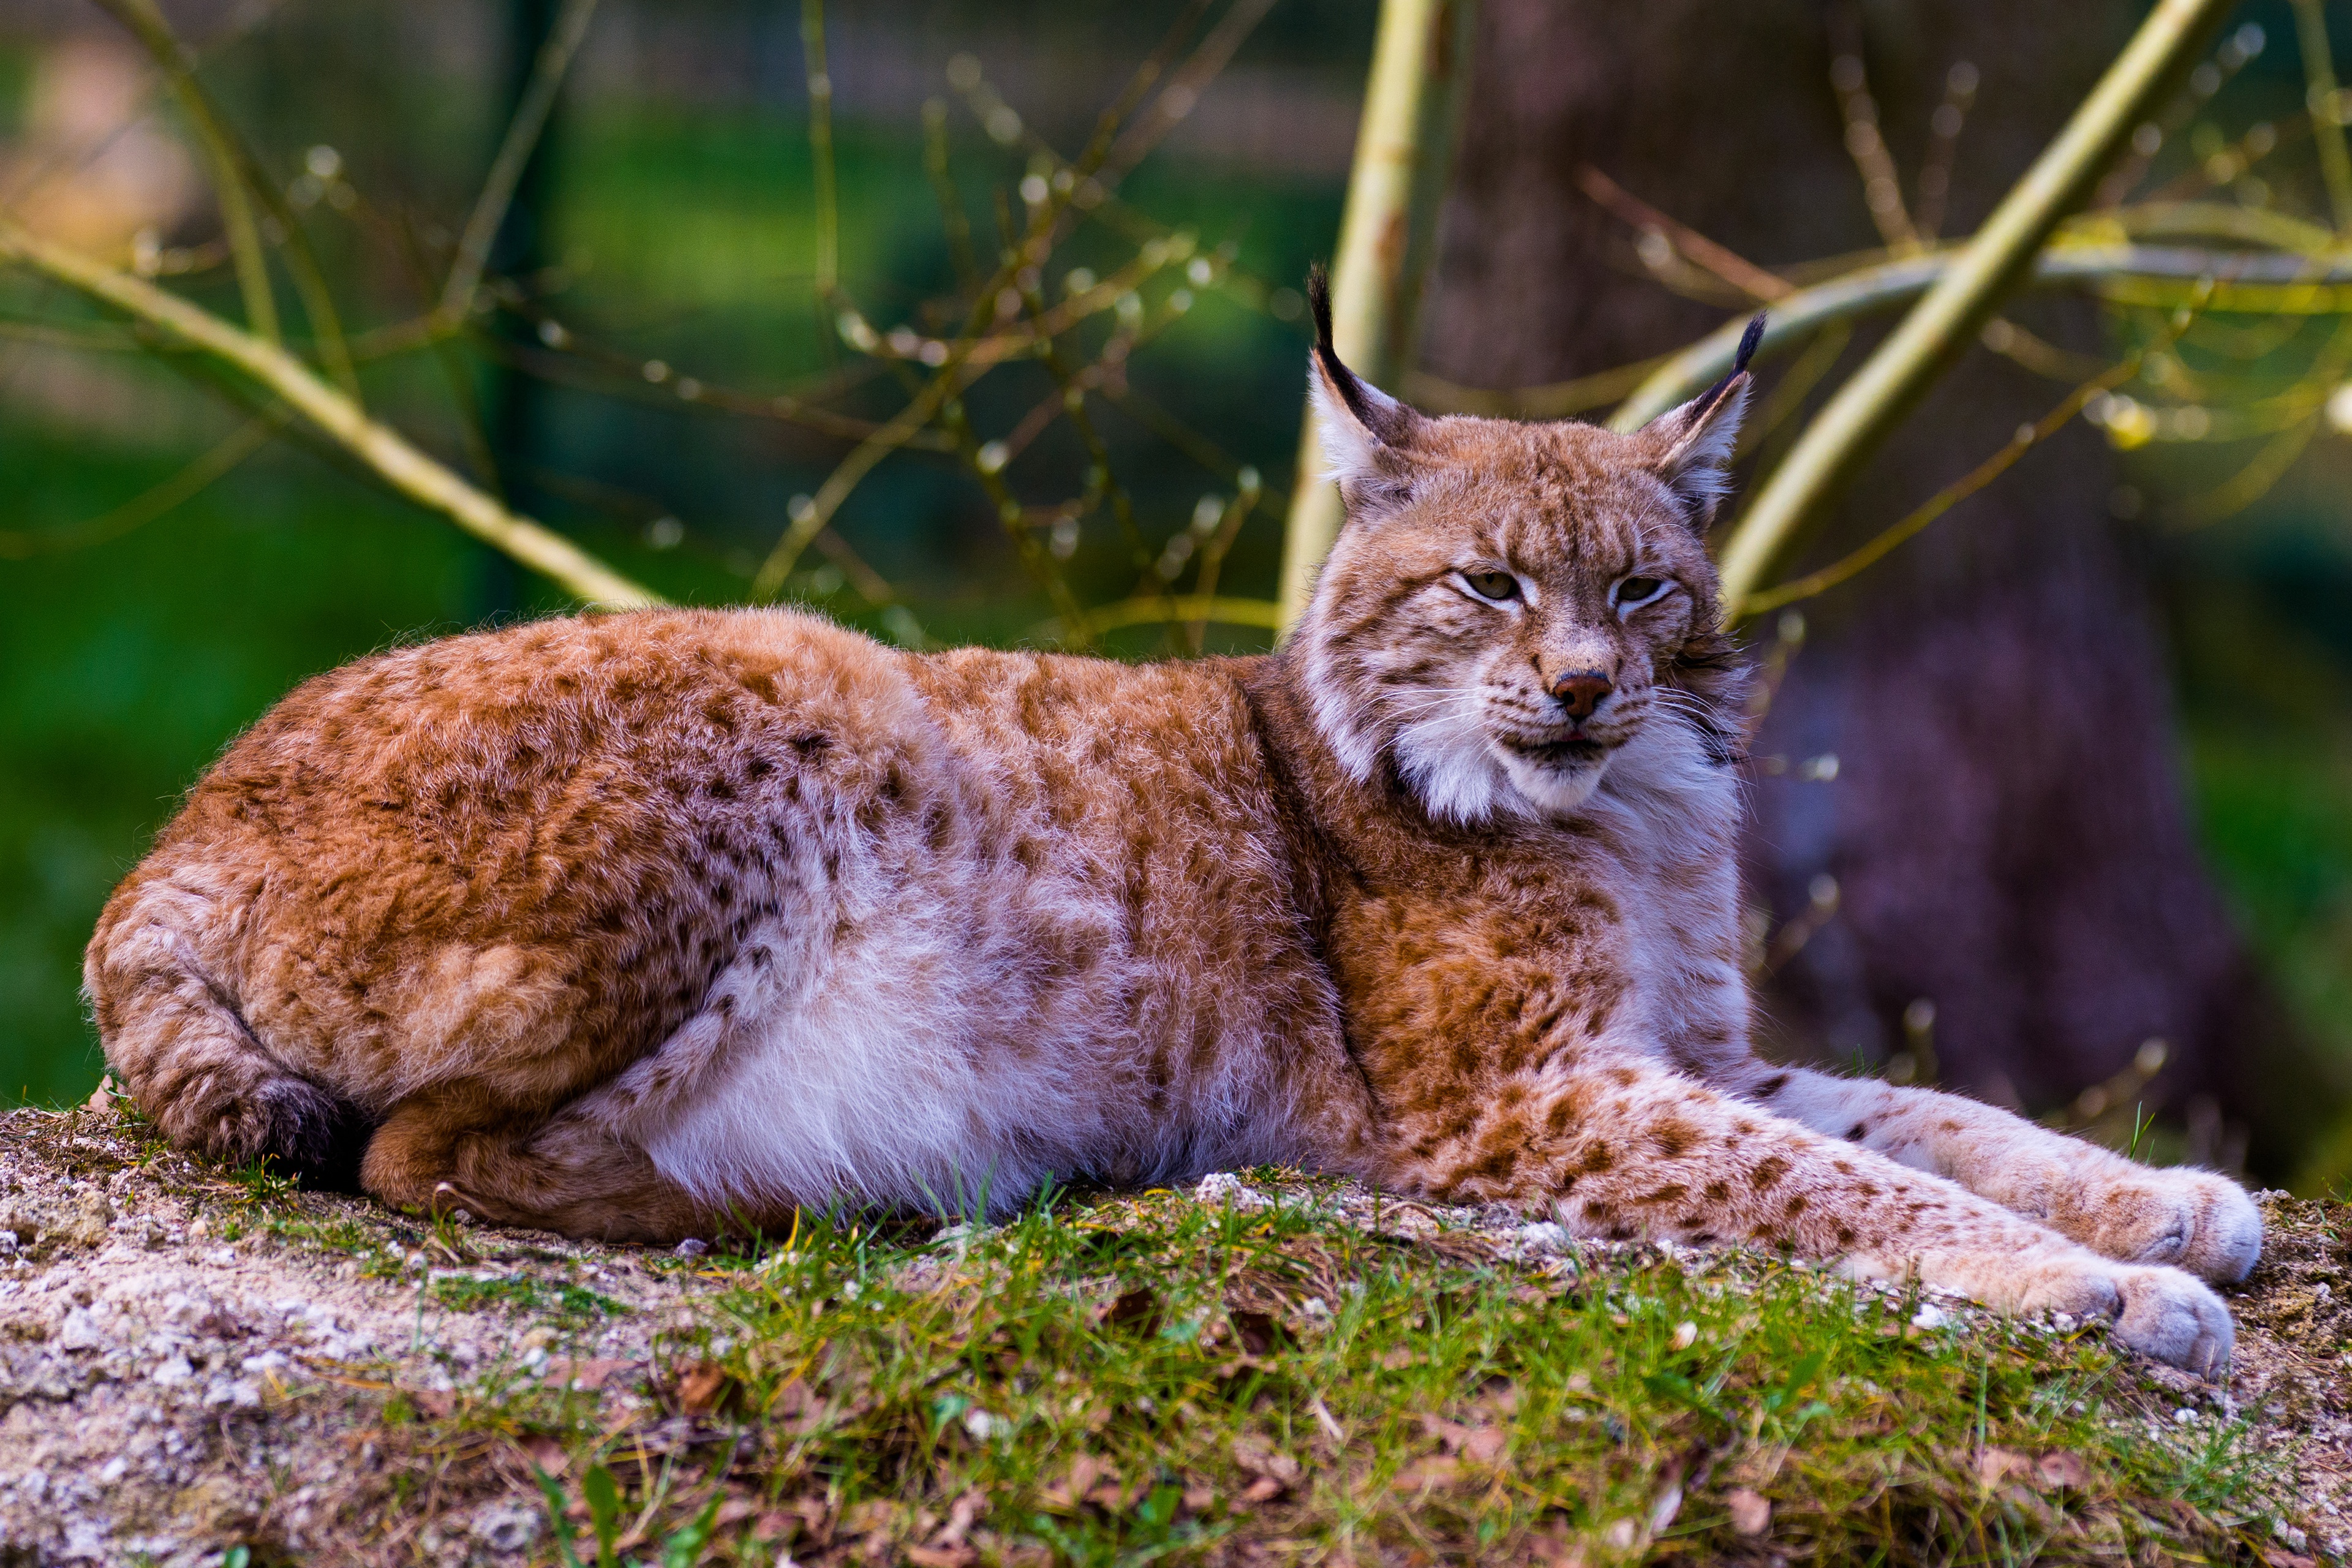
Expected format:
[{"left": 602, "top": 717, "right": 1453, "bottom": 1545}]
[
  {"left": 1738, "top": 1066, "right": 2261, "bottom": 1284},
  {"left": 1385, "top": 1063, "right": 2234, "bottom": 1376}
]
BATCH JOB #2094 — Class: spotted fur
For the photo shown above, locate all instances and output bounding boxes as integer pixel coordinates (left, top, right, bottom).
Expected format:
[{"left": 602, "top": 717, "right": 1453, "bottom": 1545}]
[{"left": 84, "top": 310, "right": 2256, "bottom": 1375}]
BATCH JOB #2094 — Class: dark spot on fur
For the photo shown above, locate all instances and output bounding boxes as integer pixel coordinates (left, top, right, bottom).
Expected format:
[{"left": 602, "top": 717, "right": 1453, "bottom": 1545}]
[
  {"left": 1653, "top": 1118, "right": 1697, "bottom": 1160},
  {"left": 1750, "top": 1155, "right": 1789, "bottom": 1191}
]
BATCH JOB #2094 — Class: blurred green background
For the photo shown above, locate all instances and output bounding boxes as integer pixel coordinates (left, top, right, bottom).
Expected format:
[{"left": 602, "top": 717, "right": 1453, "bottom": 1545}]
[{"left": 0, "top": 1, "right": 2346, "bottom": 1184}]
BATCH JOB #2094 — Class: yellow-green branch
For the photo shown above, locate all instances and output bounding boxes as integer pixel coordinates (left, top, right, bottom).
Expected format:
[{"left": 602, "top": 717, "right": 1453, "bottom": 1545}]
[
  {"left": 0, "top": 220, "right": 661, "bottom": 611},
  {"left": 1712, "top": 0, "right": 2237, "bottom": 610}
]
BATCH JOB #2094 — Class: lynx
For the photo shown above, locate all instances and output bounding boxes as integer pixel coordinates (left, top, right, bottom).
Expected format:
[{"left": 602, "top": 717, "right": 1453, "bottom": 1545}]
[{"left": 87, "top": 281, "right": 2256, "bottom": 1376}]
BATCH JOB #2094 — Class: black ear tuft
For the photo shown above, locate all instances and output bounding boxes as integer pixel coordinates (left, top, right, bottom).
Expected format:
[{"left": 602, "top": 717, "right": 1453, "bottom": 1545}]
[
  {"left": 1303, "top": 263, "right": 1404, "bottom": 441},
  {"left": 1308, "top": 262, "right": 1336, "bottom": 357},
  {"left": 1733, "top": 311, "right": 1766, "bottom": 376}
]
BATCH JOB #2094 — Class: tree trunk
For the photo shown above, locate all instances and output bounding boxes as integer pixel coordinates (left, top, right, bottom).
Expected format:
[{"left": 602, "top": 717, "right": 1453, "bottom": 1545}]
[{"left": 1419, "top": 0, "right": 2326, "bottom": 1177}]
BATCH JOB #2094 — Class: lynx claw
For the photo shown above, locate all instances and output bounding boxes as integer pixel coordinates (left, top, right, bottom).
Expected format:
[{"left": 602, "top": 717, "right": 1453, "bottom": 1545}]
[
  {"left": 2015, "top": 1256, "right": 2234, "bottom": 1377},
  {"left": 2086, "top": 1170, "right": 2263, "bottom": 1284},
  {"left": 2111, "top": 1264, "right": 2235, "bottom": 1379}
]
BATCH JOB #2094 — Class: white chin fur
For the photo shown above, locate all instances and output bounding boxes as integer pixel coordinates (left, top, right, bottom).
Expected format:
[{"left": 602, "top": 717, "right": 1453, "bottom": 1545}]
[
  {"left": 1499, "top": 749, "right": 1610, "bottom": 814},
  {"left": 1392, "top": 711, "right": 1613, "bottom": 824}
]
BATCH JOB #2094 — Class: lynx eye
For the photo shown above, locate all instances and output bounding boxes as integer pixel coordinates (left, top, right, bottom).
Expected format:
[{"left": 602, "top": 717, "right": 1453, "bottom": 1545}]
[
  {"left": 1460, "top": 570, "right": 1522, "bottom": 603},
  {"left": 1614, "top": 575, "right": 1670, "bottom": 611}
]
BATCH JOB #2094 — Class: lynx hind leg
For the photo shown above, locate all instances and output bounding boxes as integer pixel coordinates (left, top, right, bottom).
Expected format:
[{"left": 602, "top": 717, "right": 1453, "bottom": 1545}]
[
  {"left": 1744, "top": 1066, "right": 2262, "bottom": 1284},
  {"left": 1400, "top": 1063, "right": 2234, "bottom": 1376},
  {"left": 361, "top": 1095, "right": 729, "bottom": 1243}
]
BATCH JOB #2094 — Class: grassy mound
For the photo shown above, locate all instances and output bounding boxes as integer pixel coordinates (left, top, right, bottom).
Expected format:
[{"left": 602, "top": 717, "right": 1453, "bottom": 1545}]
[{"left": 0, "top": 1102, "right": 2342, "bottom": 1566}]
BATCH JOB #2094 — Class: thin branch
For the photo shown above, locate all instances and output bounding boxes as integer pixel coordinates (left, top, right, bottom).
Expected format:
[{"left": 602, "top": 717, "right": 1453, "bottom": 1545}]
[
  {"left": 0, "top": 413, "right": 281, "bottom": 559},
  {"left": 1609, "top": 240, "right": 2352, "bottom": 432},
  {"left": 89, "top": 0, "right": 276, "bottom": 344},
  {"left": 2163, "top": 415, "right": 2323, "bottom": 526},
  {"left": 1737, "top": 353, "right": 2147, "bottom": 617},
  {"left": 1575, "top": 165, "right": 1794, "bottom": 302},
  {"left": 1915, "top": 61, "right": 1980, "bottom": 241},
  {"left": 752, "top": 15, "right": 1202, "bottom": 598},
  {"left": 0, "top": 217, "right": 660, "bottom": 609},
  {"left": 800, "top": 0, "right": 839, "bottom": 298},
  {"left": 1032, "top": 594, "right": 1281, "bottom": 644},
  {"left": 2292, "top": 0, "right": 2352, "bottom": 231},
  {"left": 1717, "top": 0, "right": 2239, "bottom": 609},
  {"left": 441, "top": 0, "right": 601, "bottom": 322},
  {"left": 89, "top": 0, "right": 360, "bottom": 398},
  {"left": 1826, "top": 14, "right": 1923, "bottom": 254}
]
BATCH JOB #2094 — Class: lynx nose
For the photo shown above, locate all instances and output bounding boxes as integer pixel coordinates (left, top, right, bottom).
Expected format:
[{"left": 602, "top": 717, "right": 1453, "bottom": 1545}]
[{"left": 1549, "top": 669, "right": 1613, "bottom": 722}]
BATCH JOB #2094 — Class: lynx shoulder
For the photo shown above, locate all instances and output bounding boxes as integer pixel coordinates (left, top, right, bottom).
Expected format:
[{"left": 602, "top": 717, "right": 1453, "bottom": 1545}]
[{"left": 87, "top": 287, "right": 2257, "bottom": 1376}]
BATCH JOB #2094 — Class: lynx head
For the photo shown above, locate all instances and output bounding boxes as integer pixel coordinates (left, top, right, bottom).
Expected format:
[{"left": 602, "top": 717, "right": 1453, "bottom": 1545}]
[{"left": 1294, "top": 274, "right": 1759, "bottom": 825}]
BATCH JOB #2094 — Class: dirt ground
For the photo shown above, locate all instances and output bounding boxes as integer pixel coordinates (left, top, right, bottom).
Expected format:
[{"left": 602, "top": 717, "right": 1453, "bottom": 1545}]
[{"left": 0, "top": 1101, "right": 2347, "bottom": 1567}]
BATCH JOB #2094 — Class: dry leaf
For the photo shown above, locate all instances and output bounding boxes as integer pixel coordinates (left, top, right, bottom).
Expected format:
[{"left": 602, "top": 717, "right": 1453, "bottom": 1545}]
[
  {"left": 1236, "top": 1475, "right": 1285, "bottom": 1507},
  {"left": 1422, "top": 1415, "right": 1471, "bottom": 1451},
  {"left": 1525, "top": 1525, "right": 1588, "bottom": 1567},
  {"left": 935, "top": 1489, "right": 984, "bottom": 1547},
  {"left": 1040, "top": 1453, "right": 1112, "bottom": 1512},
  {"left": 2035, "top": 1450, "right": 2089, "bottom": 1490},
  {"left": 1391, "top": 1456, "right": 1463, "bottom": 1492},
  {"left": 903, "top": 1547, "right": 977, "bottom": 1568},
  {"left": 1976, "top": 1447, "right": 2034, "bottom": 1487},
  {"left": 540, "top": 1355, "right": 631, "bottom": 1391},
  {"left": 1725, "top": 1487, "right": 1771, "bottom": 1537},
  {"left": 1231, "top": 1435, "right": 1302, "bottom": 1486},
  {"left": 516, "top": 1433, "right": 568, "bottom": 1476},
  {"left": 1379, "top": 1346, "right": 1417, "bottom": 1370},
  {"left": 673, "top": 1359, "right": 732, "bottom": 1415}
]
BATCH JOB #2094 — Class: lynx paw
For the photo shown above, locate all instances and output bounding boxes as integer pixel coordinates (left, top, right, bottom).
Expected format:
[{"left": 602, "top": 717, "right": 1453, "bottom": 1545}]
[
  {"left": 2076, "top": 1169, "right": 2262, "bottom": 1284},
  {"left": 2021, "top": 1260, "right": 2234, "bottom": 1378}
]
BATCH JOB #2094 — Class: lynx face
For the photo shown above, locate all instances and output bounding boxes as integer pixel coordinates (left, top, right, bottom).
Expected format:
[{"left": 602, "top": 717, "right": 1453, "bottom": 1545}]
[{"left": 1296, "top": 303, "right": 1758, "bottom": 824}]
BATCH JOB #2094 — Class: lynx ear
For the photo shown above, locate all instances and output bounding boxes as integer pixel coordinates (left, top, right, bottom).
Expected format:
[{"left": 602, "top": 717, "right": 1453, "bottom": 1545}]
[
  {"left": 1639, "top": 312, "right": 1764, "bottom": 530},
  {"left": 1306, "top": 265, "right": 1422, "bottom": 512}
]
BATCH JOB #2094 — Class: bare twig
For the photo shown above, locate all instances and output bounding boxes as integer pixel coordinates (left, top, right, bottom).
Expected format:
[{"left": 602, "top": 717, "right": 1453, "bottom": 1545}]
[
  {"left": 1915, "top": 62, "right": 1980, "bottom": 241},
  {"left": 2291, "top": 0, "right": 2352, "bottom": 232},
  {"left": 0, "top": 413, "right": 281, "bottom": 559},
  {"left": 1738, "top": 352, "right": 2150, "bottom": 616},
  {"left": 1826, "top": 14, "right": 1923, "bottom": 254},
  {"left": 800, "top": 0, "right": 839, "bottom": 298},
  {"left": 1717, "top": 0, "right": 2238, "bottom": 609},
  {"left": 1575, "top": 165, "right": 1794, "bottom": 302},
  {"left": 440, "top": 0, "right": 600, "bottom": 322},
  {"left": 0, "top": 217, "right": 660, "bottom": 609},
  {"left": 89, "top": 0, "right": 275, "bottom": 342},
  {"left": 89, "top": 0, "right": 360, "bottom": 398}
]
